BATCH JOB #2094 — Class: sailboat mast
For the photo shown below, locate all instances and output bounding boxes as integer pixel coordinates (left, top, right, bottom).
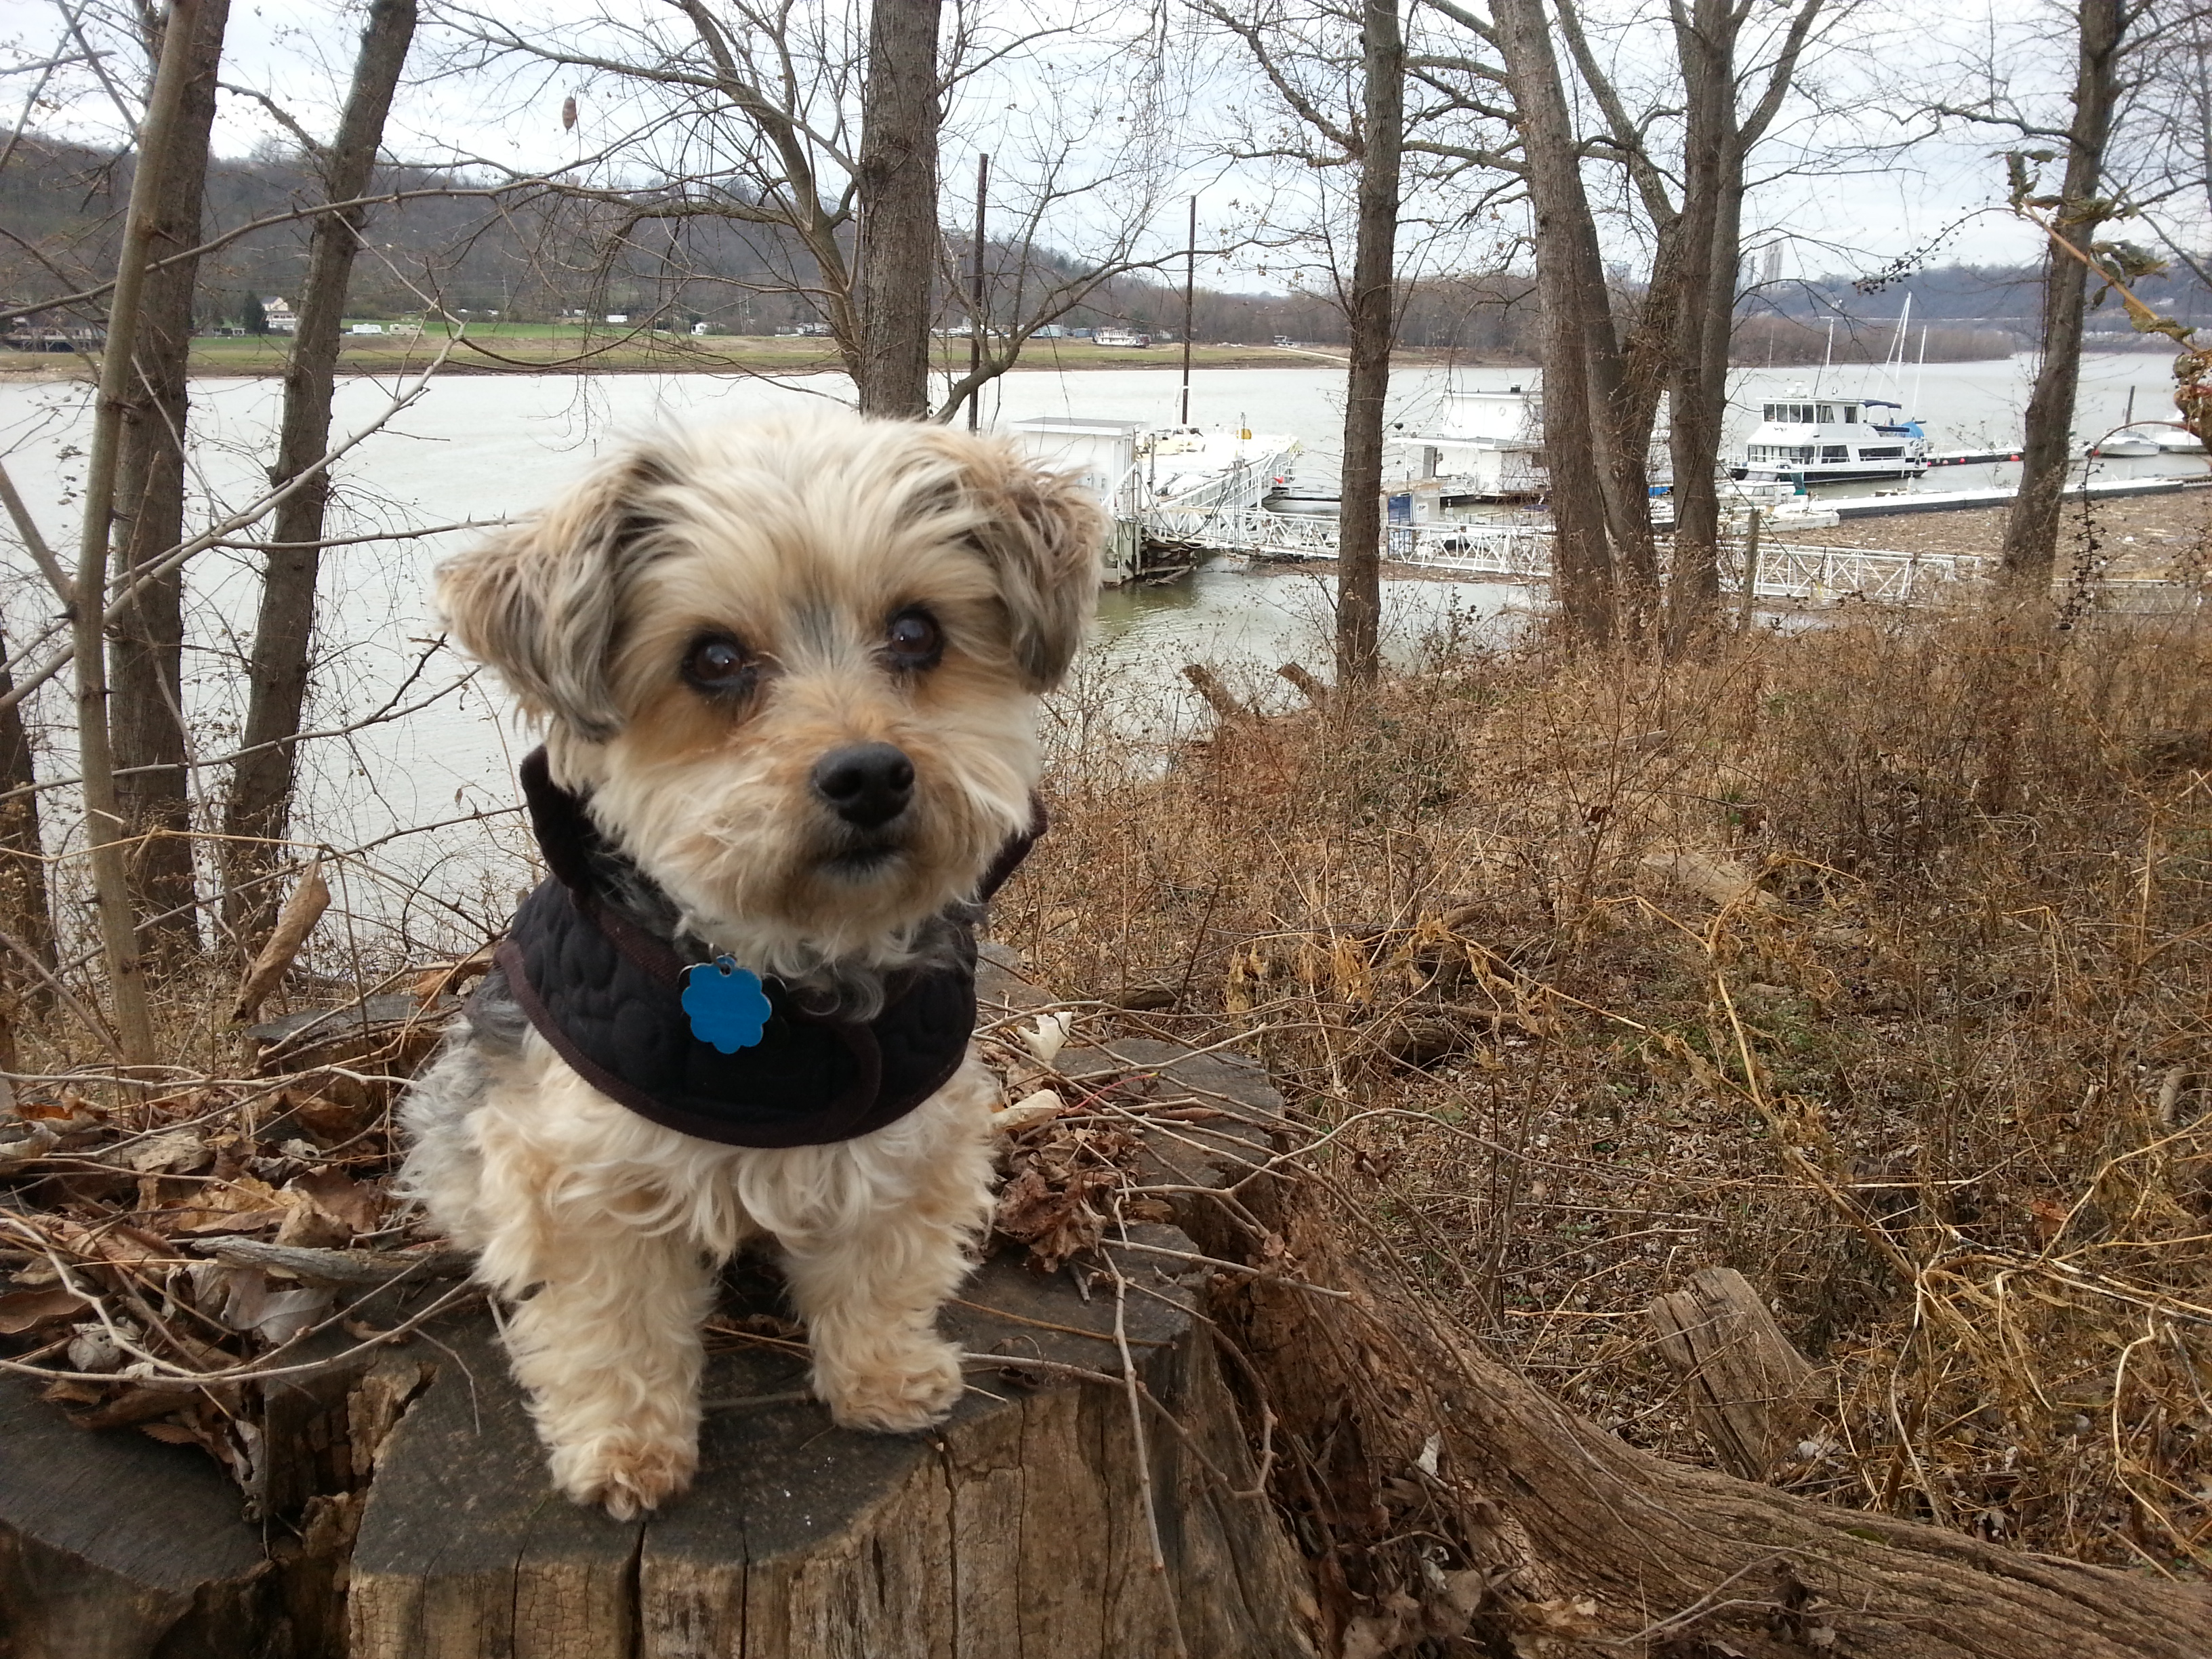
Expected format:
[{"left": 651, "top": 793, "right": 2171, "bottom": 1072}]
[{"left": 1890, "top": 294, "right": 1912, "bottom": 394}]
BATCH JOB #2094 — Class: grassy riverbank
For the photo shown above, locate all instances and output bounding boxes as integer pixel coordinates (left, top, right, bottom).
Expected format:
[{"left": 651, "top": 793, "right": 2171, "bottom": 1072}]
[
  {"left": 0, "top": 325, "right": 1433, "bottom": 382},
  {"left": 1001, "top": 596, "right": 2212, "bottom": 1574}
]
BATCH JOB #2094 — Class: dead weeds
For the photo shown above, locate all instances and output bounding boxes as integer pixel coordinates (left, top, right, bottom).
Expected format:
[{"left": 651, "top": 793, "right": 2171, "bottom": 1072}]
[{"left": 1002, "top": 602, "right": 2212, "bottom": 1575}]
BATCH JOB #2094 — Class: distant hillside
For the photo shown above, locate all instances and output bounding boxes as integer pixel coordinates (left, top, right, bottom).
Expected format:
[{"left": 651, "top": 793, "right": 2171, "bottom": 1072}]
[
  {"left": 10, "top": 137, "right": 2198, "bottom": 364},
  {"left": 1749, "top": 258, "right": 2212, "bottom": 358}
]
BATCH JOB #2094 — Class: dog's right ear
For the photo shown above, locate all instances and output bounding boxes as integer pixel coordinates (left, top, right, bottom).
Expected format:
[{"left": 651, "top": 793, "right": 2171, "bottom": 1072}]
[{"left": 434, "top": 451, "right": 669, "bottom": 741}]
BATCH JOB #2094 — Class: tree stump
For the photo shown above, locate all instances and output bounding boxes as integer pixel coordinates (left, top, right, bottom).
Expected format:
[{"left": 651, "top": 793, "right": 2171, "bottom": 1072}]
[
  {"left": 345, "top": 1232, "right": 1314, "bottom": 1658},
  {"left": 0, "top": 1368, "right": 278, "bottom": 1658},
  {"left": 1646, "top": 1266, "right": 1824, "bottom": 1480},
  {"left": 342, "top": 1025, "right": 1318, "bottom": 1658}
]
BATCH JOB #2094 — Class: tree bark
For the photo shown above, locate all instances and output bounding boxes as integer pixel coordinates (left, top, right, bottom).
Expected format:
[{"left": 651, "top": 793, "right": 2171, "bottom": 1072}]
[
  {"left": 1491, "top": 0, "right": 1618, "bottom": 647},
  {"left": 106, "top": 0, "right": 230, "bottom": 966},
  {"left": 1999, "top": 0, "right": 2127, "bottom": 596},
  {"left": 1663, "top": 0, "right": 1822, "bottom": 649},
  {"left": 853, "top": 0, "right": 942, "bottom": 419},
  {"left": 1335, "top": 0, "right": 1404, "bottom": 687},
  {"left": 71, "top": 0, "right": 212, "bottom": 1064},
  {"left": 1183, "top": 1158, "right": 2212, "bottom": 1658},
  {"left": 1662, "top": 0, "right": 1738, "bottom": 649},
  {"left": 221, "top": 0, "right": 417, "bottom": 939},
  {"left": 0, "top": 620, "right": 51, "bottom": 1068}
]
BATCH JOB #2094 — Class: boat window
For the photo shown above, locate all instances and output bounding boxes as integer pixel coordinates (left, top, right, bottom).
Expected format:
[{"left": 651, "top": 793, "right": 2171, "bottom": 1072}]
[
  {"left": 1843, "top": 405, "right": 1858, "bottom": 422},
  {"left": 1796, "top": 404, "right": 1815, "bottom": 424},
  {"left": 1822, "top": 445, "right": 1848, "bottom": 462},
  {"left": 1761, "top": 405, "right": 1777, "bottom": 421},
  {"left": 1816, "top": 405, "right": 1835, "bottom": 423}
]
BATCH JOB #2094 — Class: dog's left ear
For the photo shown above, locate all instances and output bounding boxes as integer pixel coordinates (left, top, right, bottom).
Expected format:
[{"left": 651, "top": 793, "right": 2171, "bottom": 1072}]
[
  {"left": 958, "top": 444, "right": 1107, "bottom": 692},
  {"left": 434, "top": 450, "right": 670, "bottom": 739}
]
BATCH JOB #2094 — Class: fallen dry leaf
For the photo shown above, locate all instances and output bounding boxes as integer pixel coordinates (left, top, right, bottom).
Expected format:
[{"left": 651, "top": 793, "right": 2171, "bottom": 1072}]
[
  {"left": 993, "top": 1121, "right": 1148, "bottom": 1272},
  {"left": 108, "top": 1129, "right": 210, "bottom": 1176},
  {"left": 286, "top": 1168, "right": 384, "bottom": 1235},
  {"left": 161, "top": 1177, "right": 293, "bottom": 1235},
  {"left": 0, "top": 1285, "right": 89, "bottom": 1335},
  {"left": 69, "top": 1385, "right": 190, "bottom": 1432}
]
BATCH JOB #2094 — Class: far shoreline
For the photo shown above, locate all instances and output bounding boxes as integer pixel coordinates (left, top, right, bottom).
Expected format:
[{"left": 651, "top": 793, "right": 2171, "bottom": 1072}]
[{"left": 0, "top": 331, "right": 2059, "bottom": 386}]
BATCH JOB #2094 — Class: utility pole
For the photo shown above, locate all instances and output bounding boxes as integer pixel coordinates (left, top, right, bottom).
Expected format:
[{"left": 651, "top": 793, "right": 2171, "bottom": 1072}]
[
  {"left": 970, "top": 152, "right": 989, "bottom": 432},
  {"left": 1179, "top": 197, "right": 1197, "bottom": 426}
]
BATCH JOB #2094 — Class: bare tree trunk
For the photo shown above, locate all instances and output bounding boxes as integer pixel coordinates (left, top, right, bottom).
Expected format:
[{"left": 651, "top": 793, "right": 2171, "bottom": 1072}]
[
  {"left": 73, "top": 0, "right": 211, "bottom": 1065},
  {"left": 2000, "top": 0, "right": 2126, "bottom": 596},
  {"left": 1335, "top": 0, "right": 1404, "bottom": 687},
  {"left": 1662, "top": 0, "right": 1736, "bottom": 649},
  {"left": 106, "top": 0, "right": 230, "bottom": 966},
  {"left": 222, "top": 0, "right": 417, "bottom": 939},
  {"left": 853, "top": 0, "right": 941, "bottom": 419},
  {"left": 0, "top": 475, "right": 58, "bottom": 1023},
  {"left": 1492, "top": 0, "right": 1618, "bottom": 646},
  {"left": 0, "top": 621, "right": 51, "bottom": 1069}
]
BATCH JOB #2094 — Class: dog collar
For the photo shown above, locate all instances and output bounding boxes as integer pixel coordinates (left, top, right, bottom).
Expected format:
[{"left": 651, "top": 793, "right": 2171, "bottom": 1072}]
[{"left": 478, "top": 749, "right": 1040, "bottom": 1149}]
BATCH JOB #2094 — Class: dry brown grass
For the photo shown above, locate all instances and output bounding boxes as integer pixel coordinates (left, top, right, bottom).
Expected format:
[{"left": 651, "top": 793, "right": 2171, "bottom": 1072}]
[{"left": 999, "top": 602, "right": 2212, "bottom": 1575}]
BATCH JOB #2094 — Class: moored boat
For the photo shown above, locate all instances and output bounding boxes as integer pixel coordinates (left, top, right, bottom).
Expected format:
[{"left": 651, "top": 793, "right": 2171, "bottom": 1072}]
[
  {"left": 2093, "top": 428, "right": 2163, "bottom": 458},
  {"left": 1730, "top": 393, "right": 1931, "bottom": 484}
]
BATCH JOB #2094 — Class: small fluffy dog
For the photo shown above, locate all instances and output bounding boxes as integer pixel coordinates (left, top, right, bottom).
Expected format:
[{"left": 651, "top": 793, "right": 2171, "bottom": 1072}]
[{"left": 400, "top": 412, "right": 1103, "bottom": 1518}]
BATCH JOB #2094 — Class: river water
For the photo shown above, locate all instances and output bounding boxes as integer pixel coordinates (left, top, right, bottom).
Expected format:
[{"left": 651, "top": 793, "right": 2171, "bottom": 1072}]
[{"left": 0, "top": 352, "right": 2198, "bottom": 949}]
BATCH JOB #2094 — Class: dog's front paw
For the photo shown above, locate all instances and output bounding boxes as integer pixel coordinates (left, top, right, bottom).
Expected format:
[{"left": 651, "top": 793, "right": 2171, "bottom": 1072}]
[
  {"left": 549, "top": 1431, "right": 699, "bottom": 1519},
  {"left": 815, "top": 1334, "right": 965, "bottom": 1433}
]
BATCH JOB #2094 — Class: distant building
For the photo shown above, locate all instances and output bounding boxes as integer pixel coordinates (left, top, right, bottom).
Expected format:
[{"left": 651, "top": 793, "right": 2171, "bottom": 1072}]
[
  {"left": 1092, "top": 327, "right": 1151, "bottom": 348},
  {"left": 1, "top": 306, "right": 104, "bottom": 352},
  {"left": 262, "top": 297, "right": 298, "bottom": 335}
]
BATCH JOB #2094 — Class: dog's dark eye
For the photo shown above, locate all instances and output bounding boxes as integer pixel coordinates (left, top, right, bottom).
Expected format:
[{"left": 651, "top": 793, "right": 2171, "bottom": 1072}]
[
  {"left": 884, "top": 607, "right": 943, "bottom": 670},
  {"left": 682, "top": 633, "right": 754, "bottom": 692}
]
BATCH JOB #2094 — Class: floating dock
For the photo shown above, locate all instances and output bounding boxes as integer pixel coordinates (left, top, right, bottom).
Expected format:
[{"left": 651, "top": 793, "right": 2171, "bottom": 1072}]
[
  {"left": 1830, "top": 473, "right": 2212, "bottom": 520},
  {"left": 1137, "top": 504, "right": 2198, "bottom": 610}
]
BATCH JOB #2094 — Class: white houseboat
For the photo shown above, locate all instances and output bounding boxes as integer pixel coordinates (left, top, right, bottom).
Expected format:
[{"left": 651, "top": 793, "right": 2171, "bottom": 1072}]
[
  {"left": 1401, "top": 384, "right": 1549, "bottom": 500},
  {"left": 1732, "top": 394, "right": 1930, "bottom": 484}
]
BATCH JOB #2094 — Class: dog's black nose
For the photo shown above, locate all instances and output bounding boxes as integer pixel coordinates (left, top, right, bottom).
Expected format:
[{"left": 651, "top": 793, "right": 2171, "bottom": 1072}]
[{"left": 811, "top": 743, "right": 915, "bottom": 829}]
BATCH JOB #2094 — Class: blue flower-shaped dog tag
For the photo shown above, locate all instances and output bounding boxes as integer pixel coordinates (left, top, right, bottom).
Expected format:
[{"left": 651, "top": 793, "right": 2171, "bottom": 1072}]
[{"left": 682, "top": 956, "right": 772, "bottom": 1054}]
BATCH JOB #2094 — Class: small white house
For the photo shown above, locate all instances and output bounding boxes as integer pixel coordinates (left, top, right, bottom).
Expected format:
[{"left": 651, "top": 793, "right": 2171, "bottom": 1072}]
[
  {"left": 605, "top": 313, "right": 630, "bottom": 324},
  {"left": 346, "top": 323, "right": 386, "bottom": 336},
  {"left": 261, "top": 298, "right": 298, "bottom": 335}
]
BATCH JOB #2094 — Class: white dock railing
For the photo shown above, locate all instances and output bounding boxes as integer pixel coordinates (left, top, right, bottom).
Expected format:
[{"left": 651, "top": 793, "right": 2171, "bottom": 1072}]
[
  {"left": 1138, "top": 506, "right": 2201, "bottom": 610},
  {"left": 1724, "top": 543, "right": 1978, "bottom": 603},
  {"left": 1143, "top": 509, "right": 1556, "bottom": 578}
]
